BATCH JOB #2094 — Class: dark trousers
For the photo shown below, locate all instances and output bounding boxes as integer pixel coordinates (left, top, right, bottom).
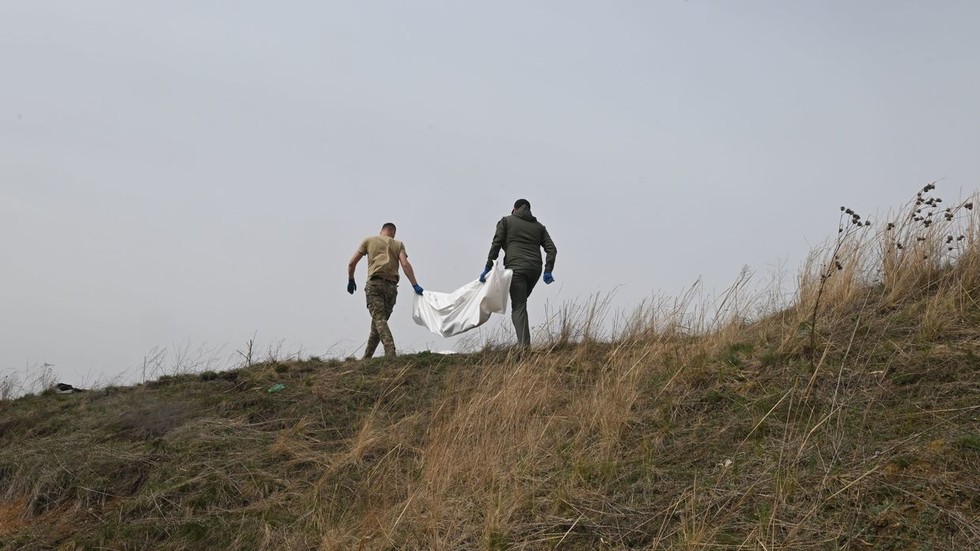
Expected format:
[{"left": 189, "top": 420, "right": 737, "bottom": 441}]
[{"left": 510, "top": 270, "right": 540, "bottom": 348}]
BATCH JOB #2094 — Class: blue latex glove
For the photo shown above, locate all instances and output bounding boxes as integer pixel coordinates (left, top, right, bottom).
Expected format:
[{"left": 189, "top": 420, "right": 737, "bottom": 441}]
[
  {"left": 479, "top": 267, "right": 491, "bottom": 283},
  {"left": 543, "top": 272, "right": 554, "bottom": 284},
  {"left": 347, "top": 279, "right": 357, "bottom": 294},
  {"left": 412, "top": 284, "right": 424, "bottom": 295}
]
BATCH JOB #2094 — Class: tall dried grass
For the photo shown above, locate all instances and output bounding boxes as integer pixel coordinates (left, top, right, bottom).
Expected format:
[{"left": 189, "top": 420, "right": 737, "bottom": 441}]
[
  {"left": 2, "top": 186, "right": 977, "bottom": 550},
  {"left": 306, "top": 186, "right": 980, "bottom": 549}
]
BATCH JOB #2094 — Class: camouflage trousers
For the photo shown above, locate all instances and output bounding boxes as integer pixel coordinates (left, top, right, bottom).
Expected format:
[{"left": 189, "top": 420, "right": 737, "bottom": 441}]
[{"left": 364, "top": 277, "right": 398, "bottom": 358}]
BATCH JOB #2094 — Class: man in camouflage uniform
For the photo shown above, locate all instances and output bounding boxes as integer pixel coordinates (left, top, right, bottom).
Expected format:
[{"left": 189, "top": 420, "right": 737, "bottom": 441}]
[
  {"left": 481, "top": 199, "right": 558, "bottom": 349},
  {"left": 347, "top": 223, "right": 424, "bottom": 358}
]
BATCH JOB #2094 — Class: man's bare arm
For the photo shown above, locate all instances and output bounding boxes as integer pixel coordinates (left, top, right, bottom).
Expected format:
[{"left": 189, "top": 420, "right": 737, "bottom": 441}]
[
  {"left": 348, "top": 251, "right": 364, "bottom": 279},
  {"left": 398, "top": 251, "right": 420, "bottom": 286}
]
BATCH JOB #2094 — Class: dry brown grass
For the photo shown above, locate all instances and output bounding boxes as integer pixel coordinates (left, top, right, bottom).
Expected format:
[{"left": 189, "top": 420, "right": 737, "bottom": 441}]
[{"left": 1, "top": 186, "right": 978, "bottom": 550}]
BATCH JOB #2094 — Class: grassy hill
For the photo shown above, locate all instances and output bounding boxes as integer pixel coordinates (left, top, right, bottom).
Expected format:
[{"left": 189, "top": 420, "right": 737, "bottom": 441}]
[{"left": 2, "top": 186, "right": 978, "bottom": 550}]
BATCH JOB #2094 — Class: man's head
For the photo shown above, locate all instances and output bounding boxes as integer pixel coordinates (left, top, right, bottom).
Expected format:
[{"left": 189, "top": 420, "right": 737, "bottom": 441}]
[
  {"left": 380, "top": 222, "right": 397, "bottom": 237},
  {"left": 513, "top": 199, "right": 530, "bottom": 213}
]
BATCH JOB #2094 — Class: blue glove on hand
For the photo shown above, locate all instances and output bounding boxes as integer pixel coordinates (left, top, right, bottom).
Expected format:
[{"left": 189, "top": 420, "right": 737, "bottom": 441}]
[
  {"left": 347, "top": 279, "right": 357, "bottom": 294},
  {"left": 413, "top": 284, "right": 424, "bottom": 295},
  {"left": 479, "top": 267, "right": 491, "bottom": 283},
  {"left": 543, "top": 272, "right": 554, "bottom": 284}
]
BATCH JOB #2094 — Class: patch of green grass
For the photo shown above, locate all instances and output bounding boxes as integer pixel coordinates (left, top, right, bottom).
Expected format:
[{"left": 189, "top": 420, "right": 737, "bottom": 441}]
[
  {"left": 954, "top": 435, "right": 980, "bottom": 453},
  {"left": 704, "top": 388, "right": 724, "bottom": 404},
  {"left": 176, "top": 521, "right": 208, "bottom": 542},
  {"left": 890, "top": 370, "right": 924, "bottom": 385},
  {"left": 486, "top": 530, "right": 511, "bottom": 550},
  {"left": 890, "top": 454, "right": 915, "bottom": 469},
  {"left": 751, "top": 391, "right": 784, "bottom": 415},
  {"left": 760, "top": 348, "right": 783, "bottom": 367}
]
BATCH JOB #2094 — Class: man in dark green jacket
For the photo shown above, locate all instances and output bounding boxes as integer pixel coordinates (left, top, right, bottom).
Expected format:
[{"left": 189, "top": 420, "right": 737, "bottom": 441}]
[{"left": 480, "top": 199, "right": 558, "bottom": 349}]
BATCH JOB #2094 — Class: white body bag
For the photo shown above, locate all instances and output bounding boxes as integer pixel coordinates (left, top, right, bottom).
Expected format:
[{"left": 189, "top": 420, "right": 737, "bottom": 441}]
[{"left": 412, "top": 261, "right": 513, "bottom": 337}]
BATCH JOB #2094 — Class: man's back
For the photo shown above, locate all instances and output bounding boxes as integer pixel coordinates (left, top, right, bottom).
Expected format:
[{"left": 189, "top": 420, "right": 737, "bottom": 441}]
[
  {"left": 492, "top": 205, "right": 557, "bottom": 274},
  {"left": 359, "top": 235, "right": 404, "bottom": 282}
]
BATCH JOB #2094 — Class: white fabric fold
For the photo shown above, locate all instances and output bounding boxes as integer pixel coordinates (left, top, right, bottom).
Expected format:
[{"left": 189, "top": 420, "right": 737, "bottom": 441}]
[{"left": 412, "top": 261, "right": 513, "bottom": 337}]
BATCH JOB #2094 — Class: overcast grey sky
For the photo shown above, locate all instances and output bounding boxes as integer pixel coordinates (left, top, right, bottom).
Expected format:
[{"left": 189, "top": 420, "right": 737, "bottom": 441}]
[{"left": 3, "top": 1, "right": 978, "bottom": 387}]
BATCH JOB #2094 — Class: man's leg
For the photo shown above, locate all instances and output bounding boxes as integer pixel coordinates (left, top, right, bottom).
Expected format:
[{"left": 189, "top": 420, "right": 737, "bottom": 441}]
[
  {"left": 365, "top": 280, "right": 397, "bottom": 358},
  {"left": 364, "top": 324, "right": 380, "bottom": 359},
  {"left": 379, "top": 280, "right": 398, "bottom": 357},
  {"left": 510, "top": 271, "right": 539, "bottom": 348}
]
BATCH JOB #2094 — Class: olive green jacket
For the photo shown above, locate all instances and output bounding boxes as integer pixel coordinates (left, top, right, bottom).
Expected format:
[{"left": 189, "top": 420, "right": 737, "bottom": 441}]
[{"left": 485, "top": 205, "right": 557, "bottom": 275}]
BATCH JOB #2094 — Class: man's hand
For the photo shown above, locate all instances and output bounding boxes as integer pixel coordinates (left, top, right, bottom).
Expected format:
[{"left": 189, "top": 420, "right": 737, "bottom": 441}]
[
  {"left": 543, "top": 272, "right": 554, "bottom": 284},
  {"left": 347, "top": 279, "right": 357, "bottom": 294},
  {"left": 479, "top": 267, "right": 491, "bottom": 283},
  {"left": 412, "top": 284, "right": 424, "bottom": 295}
]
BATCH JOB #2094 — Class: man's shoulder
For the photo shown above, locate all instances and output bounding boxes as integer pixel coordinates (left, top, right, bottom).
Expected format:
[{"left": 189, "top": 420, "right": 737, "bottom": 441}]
[
  {"left": 360, "top": 235, "right": 385, "bottom": 250},
  {"left": 502, "top": 214, "right": 524, "bottom": 227},
  {"left": 362, "top": 235, "right": 392, "bottom": 244},
  {"left": 510, "top": 214, "right": 544, "bottom": 228},
  {"left": 365, "top": 235, "right": 405, "bottom": 250}
]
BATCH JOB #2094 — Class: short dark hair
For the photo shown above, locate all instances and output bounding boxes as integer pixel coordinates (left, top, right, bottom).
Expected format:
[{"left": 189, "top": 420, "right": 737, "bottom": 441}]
[
  {"left": 514, "top": 198, "right": 530, "bottom": 210},
  {"left": 382, "top": 222, "right": 396, "bottom": 232}
]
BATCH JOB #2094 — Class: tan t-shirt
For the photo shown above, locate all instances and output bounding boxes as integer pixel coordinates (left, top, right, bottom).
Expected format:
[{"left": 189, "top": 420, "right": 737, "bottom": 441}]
[{"left": 358, "top": 235, "right": 405, "bottom": 282}]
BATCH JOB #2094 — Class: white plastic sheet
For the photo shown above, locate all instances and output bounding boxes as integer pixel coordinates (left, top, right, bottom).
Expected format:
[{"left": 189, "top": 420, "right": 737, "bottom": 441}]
[{"left": 412, "top": 261, "right": 513, "bottom": 337}]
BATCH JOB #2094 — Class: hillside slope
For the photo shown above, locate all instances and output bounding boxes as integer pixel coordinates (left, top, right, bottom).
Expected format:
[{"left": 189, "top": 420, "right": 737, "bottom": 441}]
[{"left": 2, "top": 188, "right": 979, "bottom": 550}]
